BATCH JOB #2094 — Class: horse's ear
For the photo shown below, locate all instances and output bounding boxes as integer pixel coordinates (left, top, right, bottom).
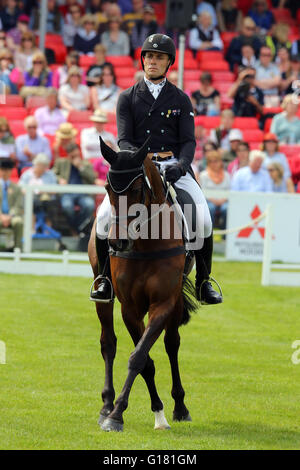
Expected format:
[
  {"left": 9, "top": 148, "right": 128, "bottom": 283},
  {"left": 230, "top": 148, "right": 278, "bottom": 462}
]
[
  {"left": 134, "top": 136, "right": 151, "bottom": 166},
  {"left": 99, "top": 136, "right": 117, "bottom": 164}
]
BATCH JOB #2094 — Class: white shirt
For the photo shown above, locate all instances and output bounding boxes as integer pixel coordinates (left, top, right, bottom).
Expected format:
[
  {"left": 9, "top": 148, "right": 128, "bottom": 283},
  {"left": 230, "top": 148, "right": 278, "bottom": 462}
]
[
  {"left": 58, "top": 83, "right": 89, "bottom": 111},
  {"left": 144, "top": 77, "right": 166, "bottom": 100},
  {"left": 231, "top": 166, "right": 273, "bottom": 192},
  {"left": 80, "top": 126, "right": 117, "bottom": 160}
]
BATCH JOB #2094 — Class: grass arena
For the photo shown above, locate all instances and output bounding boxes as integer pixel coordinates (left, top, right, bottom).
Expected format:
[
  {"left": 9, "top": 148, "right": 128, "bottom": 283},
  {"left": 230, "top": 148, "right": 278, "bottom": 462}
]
[{"left": 1, "top": 260, "right": 299, "bottom": 450}]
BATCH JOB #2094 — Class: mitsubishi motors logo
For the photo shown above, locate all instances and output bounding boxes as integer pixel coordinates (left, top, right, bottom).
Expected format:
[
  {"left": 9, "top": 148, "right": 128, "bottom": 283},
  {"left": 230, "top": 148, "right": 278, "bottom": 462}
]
[{"left": 237, "top": 205, "right": 265, "bottom": 239}]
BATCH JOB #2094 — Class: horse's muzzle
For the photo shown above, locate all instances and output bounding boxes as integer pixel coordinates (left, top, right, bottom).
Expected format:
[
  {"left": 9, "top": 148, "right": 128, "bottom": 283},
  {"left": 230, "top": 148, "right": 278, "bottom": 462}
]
[{"left": 108, "top": 238, "right": 133, "bottom": 252}]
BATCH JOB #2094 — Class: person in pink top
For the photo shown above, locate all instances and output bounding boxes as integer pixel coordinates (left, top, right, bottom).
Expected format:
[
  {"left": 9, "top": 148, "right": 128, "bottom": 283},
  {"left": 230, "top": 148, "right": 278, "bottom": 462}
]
[
  {"left": 227, "top": 141, "right": 250, "bottom": 176},
  {"left": 34, "top": 88, "right": 66, "bottom": 136}
]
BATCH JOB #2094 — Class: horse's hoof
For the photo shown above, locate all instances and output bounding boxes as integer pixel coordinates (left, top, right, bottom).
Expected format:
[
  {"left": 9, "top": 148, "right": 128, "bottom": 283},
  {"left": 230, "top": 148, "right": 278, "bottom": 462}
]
[
  {"left": 173, "top": 412, "right": 192, "bottom": 422},
  {"left": 98, "top": 412, "right": 109, "bottom": 425},
  {"left": 101, "top": 417, "right": 124, "bottom": 432}
]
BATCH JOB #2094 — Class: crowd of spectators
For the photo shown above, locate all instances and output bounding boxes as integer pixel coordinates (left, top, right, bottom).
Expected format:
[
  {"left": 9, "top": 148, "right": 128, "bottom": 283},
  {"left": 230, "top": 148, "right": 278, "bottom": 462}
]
[{"left": 0, "top": 0, "right": 300, "bottom": 250}]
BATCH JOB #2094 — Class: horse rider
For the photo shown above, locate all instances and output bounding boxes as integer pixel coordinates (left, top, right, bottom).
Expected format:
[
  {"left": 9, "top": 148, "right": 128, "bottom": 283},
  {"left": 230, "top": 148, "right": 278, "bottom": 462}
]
[{"left": 91, "top": 33, "right": 222, "bottom": 305}]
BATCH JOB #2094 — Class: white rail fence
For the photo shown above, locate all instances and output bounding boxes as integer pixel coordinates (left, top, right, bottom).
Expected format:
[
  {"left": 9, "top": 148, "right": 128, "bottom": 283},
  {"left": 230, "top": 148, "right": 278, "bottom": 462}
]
[{"left": 0, "top": 187, "right": 299, "bottom": 286}]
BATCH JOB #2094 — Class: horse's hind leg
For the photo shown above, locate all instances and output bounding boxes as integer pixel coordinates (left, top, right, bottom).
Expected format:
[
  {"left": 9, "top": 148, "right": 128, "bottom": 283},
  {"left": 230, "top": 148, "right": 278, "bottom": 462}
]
[
  {"left": 122, "top": 315, "right": 170, "bottom": 430},
  {"left": 96, "top": 302, "right": 117, "bottom": 424},
  {"left": 164, "top": 314, "right": 192, "bottom": 422}
]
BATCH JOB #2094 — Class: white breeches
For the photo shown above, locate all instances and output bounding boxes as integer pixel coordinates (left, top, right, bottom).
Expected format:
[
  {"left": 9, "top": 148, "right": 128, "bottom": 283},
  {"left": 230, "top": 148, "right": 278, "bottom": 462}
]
[{"left": 96, "top": 158, "right": 212, "bottom": 249}]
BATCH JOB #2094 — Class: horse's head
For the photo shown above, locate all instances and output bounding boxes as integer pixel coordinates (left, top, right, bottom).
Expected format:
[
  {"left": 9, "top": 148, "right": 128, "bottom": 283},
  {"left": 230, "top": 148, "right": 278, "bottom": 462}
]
[{"left": 100, "top": 137, "right": 155, "bottom": 252}]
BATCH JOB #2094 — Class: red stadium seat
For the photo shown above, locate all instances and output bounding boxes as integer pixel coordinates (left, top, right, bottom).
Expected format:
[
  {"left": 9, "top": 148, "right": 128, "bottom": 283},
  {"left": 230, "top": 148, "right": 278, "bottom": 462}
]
[
  {"left": 0, "top": 107, "right": 27, "bottom": 120},
  {"left": 115, "top": 67, "right": 136, "bottom": 78},
  {"left": 194, "top": 116, "right": 220, "bottom": 128},
  {"left": 214, "top": 82, "right": 233, "bottom": 93},
  {"left": 106, "top": 56, "right": 134, "bottom": 67},
  {"left": 184, "top": 80, "right": 201, "bottom": 92},
  {"left": 242, "top": 129, "right": 264, "bottom": 142},
  {"left": 26, "top": 96, "right": 47, "bottom": 114},
  {"left": 264, "top": 117, "right": 273, "bottom": 132},
  {"left": 10, "top": 120, "right": 26, "bottom": 137},
  {"left": 10, "top": 167, "right": 19, "bottom": 183},
  {"left": 172, "top": 57, "right": 198, "bottom": 70},
  {"left": 79, "top": 55, "right": 96, "bottom": 68},
  {"left": 279, "top": 145, "right": 300, "bottom": 158},
  {"left": 117, "top": 77, "right": 135, "bottom": 89},
  {"left": 211, "top": 71, "right": 235, "bottom": 82},
  {"left": 199, "top": 60, "right": 229, "bottom": 72},
  {"left": 0, "top": 95, "right": 23, "bottom": 107},
  {"left": 68, "top": 110, "right": 93, "bottom": 123},
  {"left": 183, "top": 70, "right": 201, "bottom": 81},
  {"left": 104, "top": 123, "right": 118, "bottom": 136},
  {"left": 196, "top": 51, "right": 224, "bottom": 63},
  {"left": 233, "top": 117, "right": 259, "bottom": 129}
]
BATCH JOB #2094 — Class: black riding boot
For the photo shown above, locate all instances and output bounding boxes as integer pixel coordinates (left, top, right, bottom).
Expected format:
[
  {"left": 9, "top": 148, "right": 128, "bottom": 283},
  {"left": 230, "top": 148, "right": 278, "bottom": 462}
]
[
  {"left": 195, "top": 234, "right": 223, "bottom": 305},
  {"left": 90, "top": 237, "right": 114, "bottom": 303}
]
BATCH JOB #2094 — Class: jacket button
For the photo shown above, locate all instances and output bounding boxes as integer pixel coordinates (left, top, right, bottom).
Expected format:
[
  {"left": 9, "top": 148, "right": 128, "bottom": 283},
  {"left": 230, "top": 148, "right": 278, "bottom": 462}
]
[
  {"left": 146, "top": 130, "right": 150, "bottom": 133},
  {"left": 148, "top": 147, "right": 151, "bottom": 151},
  {"left": 161, "top": 112, "right": 164, "bottom": 115},
  {"left": 161, "top": 146, "right": 164, "bottom": 150},
  {"left": 161, "top": 129, "right": 164, "bottom": 133},
  {"left": 148, "top": 112, "right": 151, "bottom": 116}
]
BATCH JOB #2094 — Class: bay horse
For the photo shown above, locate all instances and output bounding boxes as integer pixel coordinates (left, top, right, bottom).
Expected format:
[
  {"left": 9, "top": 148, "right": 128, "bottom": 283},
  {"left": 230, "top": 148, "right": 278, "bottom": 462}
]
[{"left": 88, "top": 137, "right": 198, "bottom": 432}]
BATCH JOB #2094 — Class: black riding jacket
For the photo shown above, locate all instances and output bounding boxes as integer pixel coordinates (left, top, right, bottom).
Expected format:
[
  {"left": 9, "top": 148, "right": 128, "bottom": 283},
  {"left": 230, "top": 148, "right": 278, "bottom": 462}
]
[{"left": 116, "top": 79, "right": 196, "bottom": 173}]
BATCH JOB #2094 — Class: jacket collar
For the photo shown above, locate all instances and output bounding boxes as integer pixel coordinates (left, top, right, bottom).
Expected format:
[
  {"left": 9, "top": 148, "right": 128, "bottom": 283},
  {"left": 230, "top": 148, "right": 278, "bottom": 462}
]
[{"left": 136, "top": 79, "right": 176, "bottom": 112}]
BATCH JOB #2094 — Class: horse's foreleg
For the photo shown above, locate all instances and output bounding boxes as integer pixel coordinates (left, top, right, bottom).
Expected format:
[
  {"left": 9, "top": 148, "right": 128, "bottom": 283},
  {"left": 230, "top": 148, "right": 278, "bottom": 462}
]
[
  {"left": 164, "top": 317, "right": 192, "bottom": 422},
  {"left": 100, "top": 309, "right": 169, "bottom": 432},
  {"left": 122, "top": 315, "right": 170, "bottom": 430},
  {"left": 96, "top": 302, "right": 117, "bottom": 424}
]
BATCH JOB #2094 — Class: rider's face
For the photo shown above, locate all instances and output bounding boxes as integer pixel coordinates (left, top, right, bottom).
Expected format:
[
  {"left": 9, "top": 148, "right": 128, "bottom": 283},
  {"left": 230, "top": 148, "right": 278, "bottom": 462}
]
[{"left": 143, "top": 51, "right": 170, "bottom": 81}]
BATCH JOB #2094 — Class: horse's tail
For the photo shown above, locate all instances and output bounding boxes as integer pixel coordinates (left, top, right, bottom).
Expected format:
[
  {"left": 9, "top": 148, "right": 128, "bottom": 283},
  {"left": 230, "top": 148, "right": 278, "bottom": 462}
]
[{"left": 180, "top": 275, "right": 198, "bottom": 326}]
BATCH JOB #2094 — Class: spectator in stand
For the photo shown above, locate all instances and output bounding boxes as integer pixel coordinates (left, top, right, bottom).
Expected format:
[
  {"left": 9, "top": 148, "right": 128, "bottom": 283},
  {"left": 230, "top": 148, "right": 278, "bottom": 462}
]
[
  {"left": 19, "top": 152, "right": 58, "bottom": 225},
  {"left": 15, "top": 116, "right": 52, "bottom": 173},
  {"left": 197, "top": 140, "right": 219, "bottom": 172},
  {"left": 191, "top": 72, "right": 220, "bottom": 116},
  {"left": 261, "top": 132, "right": 293, "bottom": 181},
  {"left": 130, "top": 5, "right": 158, "bottom": 52},
  {"left": 0, "top": 48, "right": 18, "bottom": 93},
  {"left": 0, "top": 117, "right": 16, "bottom": 160},
  {"left": 73, "top": 14, "right": 100, "bottom": 55},
  {"left": 93, "top": 154, "right": 110, "bottom": 186},
  {"left": 248, "top": 0, "right": 275, "bottom": 35},
  {"left": 281, "top": 54, "right": 300, "bottom": 95},
  {"left": 265, "top": 23, "right": 292, "bottom": 59},
  {"left": 22, "top": 51, "right": 52, "bottom": 87},
  {"left": 189, "top": 12, "right": 223, "bottom": 54},
  {"left": 59, "top": 0, "right": 85, "bottom": 18},
  {"left": 195, "top": 0, "right": 218, "bottom": 28},
  {"left": 52, "top": 50, "right": 81, "bottom": 89},
  {"left": 209, "top": 109, "right": 235, "bottom": 150},
  {"left": 58, "top": 65, "right": 90, "bottom": 112},
  {"left": 255, "top": 45, "right": 281, "bottom": 107},
  {"left": 101, "top": 16, "right": 130, "bottom": 56},
  {"left": 0, "top": 0, "right": 22, "bottom": 32},
  {"left": 291, "top": 36, "right": 300, "bottom": 57},
  {"left": 228, "top": 66, "right": 264, "bottom": 117},
  {"left": 90, "top": 63, "right": 120, "bottom": 112},
  {"left": 216, "top": 0, "right": 243, "bottom": 33},
  {"left": 227, "top": 140, "right": 250, "bottom": 176},
  {"left": 231, "top": 149, "right": 272, "bottom": 191},
  {"left": 267, "top": 161, "right": 295, "bottom": 192},
  {"left": 0, "top": 158, "right": 23, "bottom": 250},
  {"left": 270, "top": 94, "right": 300, "bottom": 143},
  {"left": 6, "top": 13, "right": 30, "bottom": 51},
  {"left": 62, "top": 2, "right": 82, "bottom": 48},
  {"left": 199, "top": 149, "right": 230, "bottom": 230},
  {"left": 34, "top": 88, "right": 66, "bottom": 137},
  {"left": 277, "top": 46, "right": 291, "bottom": 76},
  {"left": 240, "top": 43, "right": 257, "bottom": 68},
  {"left": 53, "top": 142, "right": 96, "bottom": 234},
  {"left": 14, "top": 31, "right": 40, "bottom": 72},
  {"left": 226, "top": 17, "right": 262, "bottom": 71},
  {"left": 29, "top": 0, "right": 64, "bottom": 34},
  {"left": 96, "top": 2, "right": 123, "bottom": 34},
  {"left": 122, "top": 0, "right": 145, "bottom": 36},
  {"left": 52, "top": 122, "right": 78, "bottom": 162},
  {"left": 80, "top": 109, "right": 118, "bottom": 160},
  {"left": 222, "top": 128, "right": 243, "bottom": 168},
  {"left": 85, "top": 44, "right": 111, "bottom": 87}
]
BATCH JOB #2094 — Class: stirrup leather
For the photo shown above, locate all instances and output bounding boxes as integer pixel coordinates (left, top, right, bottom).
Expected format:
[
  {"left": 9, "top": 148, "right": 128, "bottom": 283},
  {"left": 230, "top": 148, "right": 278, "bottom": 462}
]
[{"left": 89, "top": 274, "right": 114, "bottom": 303}]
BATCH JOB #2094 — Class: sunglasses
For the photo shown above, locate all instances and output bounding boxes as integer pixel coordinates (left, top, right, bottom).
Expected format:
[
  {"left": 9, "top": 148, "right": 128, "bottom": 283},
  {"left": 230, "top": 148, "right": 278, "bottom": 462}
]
[
  {"left": 0, "top": 36, "right": 6, "bottom": 40},
  {"left": 268, "top": 168, "right": 276, "bottom": 172},
  {"left": 33, "top": 61, "right": 43, "bottom": 64},
  {"left": 27, "top": 125, "right": 37, "bottom": 129},
  {"left": 260, "top": 53, "right": 272, "bottom": 57}
]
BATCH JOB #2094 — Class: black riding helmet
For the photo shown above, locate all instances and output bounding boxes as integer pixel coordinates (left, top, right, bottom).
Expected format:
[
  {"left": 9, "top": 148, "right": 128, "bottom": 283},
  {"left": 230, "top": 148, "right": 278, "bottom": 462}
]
[{"left": 141, "top": 34, "right": 176, "bottom": 73}]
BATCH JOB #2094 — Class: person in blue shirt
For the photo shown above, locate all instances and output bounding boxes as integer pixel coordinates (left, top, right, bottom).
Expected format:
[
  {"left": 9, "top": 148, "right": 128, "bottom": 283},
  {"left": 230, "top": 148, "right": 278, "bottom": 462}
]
[
  {"left": 231, "top": 149, "right": 273, "bottom": 192},
  {"left": 248, "top": 0, "right": 275, "bottom": 35}
]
